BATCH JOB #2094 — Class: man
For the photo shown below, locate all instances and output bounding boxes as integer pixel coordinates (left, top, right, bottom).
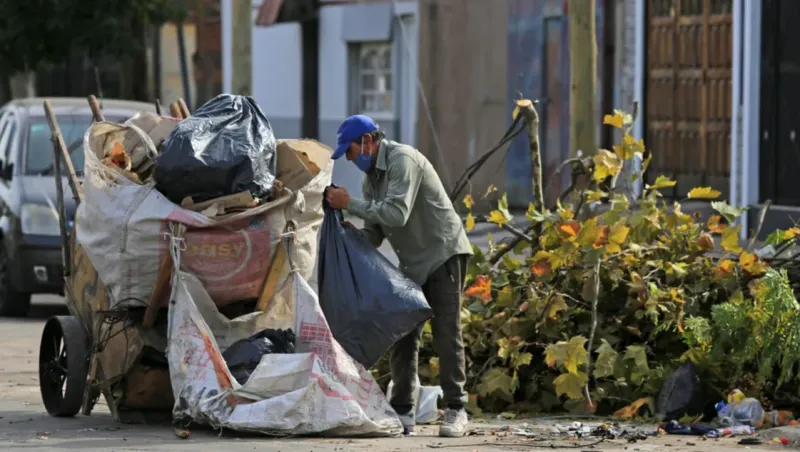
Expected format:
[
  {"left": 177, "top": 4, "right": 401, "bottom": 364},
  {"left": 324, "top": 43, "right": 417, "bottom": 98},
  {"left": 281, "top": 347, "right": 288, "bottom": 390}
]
[{"left": 325, "top": 115, "right": 473, "bottom": 438}]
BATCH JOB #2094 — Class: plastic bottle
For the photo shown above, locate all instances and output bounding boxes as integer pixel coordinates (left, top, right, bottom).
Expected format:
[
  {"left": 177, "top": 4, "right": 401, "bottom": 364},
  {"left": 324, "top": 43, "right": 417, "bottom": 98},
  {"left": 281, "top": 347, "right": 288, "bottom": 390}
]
[
  {"left": 716, "top": 389, "right": 765, "bottom": 428},
  {"left": 766, "top": 410, "right": 796, "bottom": 427},
  {"left": 715, "top": 425, "right": 756, "bottom": 437}
]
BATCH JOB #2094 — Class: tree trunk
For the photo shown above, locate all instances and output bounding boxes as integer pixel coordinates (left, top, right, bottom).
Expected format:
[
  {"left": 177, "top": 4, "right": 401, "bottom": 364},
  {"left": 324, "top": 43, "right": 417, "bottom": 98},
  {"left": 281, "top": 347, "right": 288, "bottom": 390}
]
[
  {"left": 231, "top": 0, "right": 252, "bottom": 96},
  {"left": 568, "top": 0, "right": 598, "bottom": 157},
  {"left": 9, "top": 71, "right": 36, "bottom": 98}
]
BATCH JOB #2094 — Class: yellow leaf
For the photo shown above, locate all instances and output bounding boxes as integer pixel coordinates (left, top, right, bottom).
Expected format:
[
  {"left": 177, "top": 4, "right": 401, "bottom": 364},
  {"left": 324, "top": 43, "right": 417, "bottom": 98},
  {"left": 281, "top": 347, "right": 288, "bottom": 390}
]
[
  {"left": 563, "top": 336, "right": 588, "bottom": 374},
  {"left": 714, "top": 259, "right": 737, "bottom": 277},
  {"left": 488, "top": 210, "right": 509, "bottom": 226},
  {"left": 465, "top": 275, "right": 492, "bottom": 303},
  {"left": 603, "top": 112, "right": 625, "bottom": 128},
  {"left": 707, "top": 214, "right": 727, "bottom": 234},
  {"left": 687, "top": 186, "right": 722, "bottom": 200},
  {"left": 554, "top": 371, "right": 588, "bottom": 400},
  {"left": 545, "top": 342, "right": 567, "bottom": 368},
  {"left": 696, "top": 232, "right": 714, "bottom": 252},
  {"left": 642, "top": 151, "right": 653, "bottom": 172},
  {"left": 429, "top": 357, "right": 440, "bottom": 379},
  {"left": 465, "top": 213, "right": 476, "bottom": 232},
  {"left": 559, "top": 220, "right": 581, "bottom": 238},
  {"left": 740, "top": 251, "right": 768, "bottom": 275},
  {"left": 613, "top": 397, "right": 653, "bottom": 419},
  {"left": 576, "top": 217, "right": 599, "bottom": 247},
  {"left": 623, "top": 133, "right": 645, "bottom": 155},
  {"left": 605, "top": 220, "right": 630, "bottom": 253},
  {"left": 593, "top": 225, "right": 610, "bottom": 249},
  {"left": 531, "top": 257, "right": 552, "bottom": 277},
  {"left": 463, "top": 194, "right": 475, "bottom": 210},
  {"left": 546, "top": 294, "right": 568, "bottom": 320},
  {"left": 585, "top": 190, "right": 606, "bottom": 202},
  {"left": 721, "top": 225, "right": 743, "bottom": 253},
  {"left": 592, "top": 149, "right": 623, "bottom": 182},
  {"left": 514, "top": 352, "right": 532, "bottom": 368},
  {"left": 649, "top": 175, "right": 677, "bottom": 190}
]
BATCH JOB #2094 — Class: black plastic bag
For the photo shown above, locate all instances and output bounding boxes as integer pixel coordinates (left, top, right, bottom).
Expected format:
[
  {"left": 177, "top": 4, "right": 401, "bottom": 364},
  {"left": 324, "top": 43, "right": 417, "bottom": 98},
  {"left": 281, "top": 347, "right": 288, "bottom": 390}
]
[
  {"left": 317, "top": 201, "right": 433, "bottom": 369},
  {"left": 222, "top": 328, "right": 296, "bottom": 385},
  {"left": 656, "top": 361, "right": 717, "bottom": 422},
  {"left": 155, "top": 94, "right": 278, "bottom": 204}
]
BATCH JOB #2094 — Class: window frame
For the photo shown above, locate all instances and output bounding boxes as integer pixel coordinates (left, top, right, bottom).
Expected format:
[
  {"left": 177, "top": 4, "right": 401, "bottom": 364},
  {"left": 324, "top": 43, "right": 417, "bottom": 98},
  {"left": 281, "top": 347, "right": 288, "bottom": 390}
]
[{"left": 351, "top": 41, "right": 395, "bottom": 120}]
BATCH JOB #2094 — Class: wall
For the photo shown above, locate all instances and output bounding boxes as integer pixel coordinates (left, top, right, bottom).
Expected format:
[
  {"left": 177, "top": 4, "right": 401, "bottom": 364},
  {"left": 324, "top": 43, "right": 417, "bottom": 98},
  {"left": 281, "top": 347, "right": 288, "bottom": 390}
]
[
  {"left": 505, "top": 0, "right": 606, "bottom": 209},
  {"left": 416, "top": 0, "right": 509, "bottom": 210},
  {"left": 248, "top": 0, "right": 419, "bottom": 199},
  {"left": 252, "top": 22, "right": 303, "bottom": 139},
  {"left": 160, "top": 23, "right": 198, "bottom": 107}
]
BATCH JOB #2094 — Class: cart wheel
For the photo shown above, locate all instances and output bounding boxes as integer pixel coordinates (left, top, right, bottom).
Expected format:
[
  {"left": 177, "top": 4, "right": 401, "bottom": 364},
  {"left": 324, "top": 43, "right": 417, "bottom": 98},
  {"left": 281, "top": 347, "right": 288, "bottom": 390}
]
[{"left": 39, "top": 316, "right": 89, "bottom": 417}]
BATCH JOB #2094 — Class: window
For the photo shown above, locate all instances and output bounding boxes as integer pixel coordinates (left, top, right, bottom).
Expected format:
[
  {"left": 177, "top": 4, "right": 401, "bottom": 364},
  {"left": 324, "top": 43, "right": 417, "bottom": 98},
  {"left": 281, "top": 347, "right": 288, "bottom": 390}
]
[
  {"left": 355, "top": 43, "right": 393, "bottom": 115},
  {"left": 25, "top": 114, "right": 128, "bottom": 176}
]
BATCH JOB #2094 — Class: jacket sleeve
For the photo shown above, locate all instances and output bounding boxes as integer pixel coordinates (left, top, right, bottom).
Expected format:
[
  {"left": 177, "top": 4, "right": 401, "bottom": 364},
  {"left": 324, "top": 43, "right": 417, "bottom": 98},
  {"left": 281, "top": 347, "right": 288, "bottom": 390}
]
[{"left": 347, "top": 154, "right": 423, "bottom": 229}]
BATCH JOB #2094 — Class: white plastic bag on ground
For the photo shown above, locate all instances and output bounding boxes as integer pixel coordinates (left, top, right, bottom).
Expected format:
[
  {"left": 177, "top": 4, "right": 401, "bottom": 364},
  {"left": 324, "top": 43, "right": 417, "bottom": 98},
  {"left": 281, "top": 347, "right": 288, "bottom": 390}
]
[
  {"left": 386, "top": 378, "right": 443, "bottom": 425},
  {"left": 167, "top": 234, "right": 402, "bottom": 436},
  {"left": 75, "top": 122, "right": 330, "bottom": 308}
]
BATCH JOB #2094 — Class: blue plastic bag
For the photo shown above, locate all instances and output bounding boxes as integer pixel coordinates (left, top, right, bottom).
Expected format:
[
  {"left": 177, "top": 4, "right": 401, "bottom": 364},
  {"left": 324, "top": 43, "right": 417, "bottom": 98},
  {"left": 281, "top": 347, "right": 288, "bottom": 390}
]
[{"left": 317, "top": 202, "right": 433, "bottom": 369}]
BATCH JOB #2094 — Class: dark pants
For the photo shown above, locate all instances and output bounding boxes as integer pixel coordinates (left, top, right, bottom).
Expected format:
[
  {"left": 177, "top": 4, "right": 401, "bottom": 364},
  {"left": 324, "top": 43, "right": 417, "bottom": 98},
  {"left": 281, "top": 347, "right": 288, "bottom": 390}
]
[{"left": 389, "top": 254, "right": 469, "bottom": 416}]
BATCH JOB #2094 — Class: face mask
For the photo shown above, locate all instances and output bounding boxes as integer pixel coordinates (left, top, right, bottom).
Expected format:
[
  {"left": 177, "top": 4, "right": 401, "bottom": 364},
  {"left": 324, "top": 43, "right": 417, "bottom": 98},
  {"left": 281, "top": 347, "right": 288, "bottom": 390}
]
[{"left": 354, "top": 137, "right": 373, "bottom": 172}]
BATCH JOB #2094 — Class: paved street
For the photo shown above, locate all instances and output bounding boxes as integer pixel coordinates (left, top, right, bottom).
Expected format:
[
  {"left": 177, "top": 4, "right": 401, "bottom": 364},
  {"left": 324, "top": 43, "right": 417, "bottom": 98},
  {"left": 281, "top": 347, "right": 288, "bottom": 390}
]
[
  {"left": 0, "top": 298, "right": 778, "bottom": 451},
  {"left": 0, "top": 213, "right": 784, "bottom": 450}
]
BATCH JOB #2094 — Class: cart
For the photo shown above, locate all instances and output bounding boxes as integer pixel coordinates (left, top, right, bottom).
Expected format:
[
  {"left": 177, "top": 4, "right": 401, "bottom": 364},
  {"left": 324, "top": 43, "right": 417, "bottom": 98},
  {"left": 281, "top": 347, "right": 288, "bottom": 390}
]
[{"left": 38, "top": 96, "right": 214, "bottom": 422}]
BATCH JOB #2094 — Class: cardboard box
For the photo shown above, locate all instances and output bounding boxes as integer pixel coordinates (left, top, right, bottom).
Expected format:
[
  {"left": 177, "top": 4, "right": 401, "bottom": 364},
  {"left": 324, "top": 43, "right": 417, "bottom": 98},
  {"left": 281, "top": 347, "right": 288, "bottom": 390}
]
[{"left": 275, "top": 139, "right": 332, "bottom": 192}]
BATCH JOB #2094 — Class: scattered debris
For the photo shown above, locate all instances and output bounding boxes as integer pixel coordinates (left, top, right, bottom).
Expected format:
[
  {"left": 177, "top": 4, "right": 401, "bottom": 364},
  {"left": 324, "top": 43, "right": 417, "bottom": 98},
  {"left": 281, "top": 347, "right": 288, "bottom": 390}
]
[{"left": 173, "top": 426, "right": 190, "bottom": 439}]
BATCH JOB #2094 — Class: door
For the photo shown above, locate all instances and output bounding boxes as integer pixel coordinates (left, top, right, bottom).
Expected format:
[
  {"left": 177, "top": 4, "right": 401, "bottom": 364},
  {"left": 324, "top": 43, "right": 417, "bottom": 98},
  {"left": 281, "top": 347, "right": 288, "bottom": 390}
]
[
  {"left": 759, "top": 0, "right": 800, "bottom": 206},
  {"left": 644, "top": 0, "right": 733, "bottom": 198}
]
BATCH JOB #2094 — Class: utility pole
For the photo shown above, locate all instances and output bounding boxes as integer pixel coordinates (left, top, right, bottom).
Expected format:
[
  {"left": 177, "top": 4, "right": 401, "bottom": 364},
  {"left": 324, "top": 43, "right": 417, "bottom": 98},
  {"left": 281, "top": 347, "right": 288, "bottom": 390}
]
[
  {"left": 568, "top": 0, "right": 598, "bottom": 157},
  {"left": 231, "top": 0, "right": 252, "bottom": 96}
]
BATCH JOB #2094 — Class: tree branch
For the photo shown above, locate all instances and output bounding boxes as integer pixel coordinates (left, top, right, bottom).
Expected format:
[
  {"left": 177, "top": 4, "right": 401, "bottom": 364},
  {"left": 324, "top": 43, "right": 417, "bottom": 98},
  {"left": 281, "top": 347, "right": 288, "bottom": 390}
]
[
  {"left": 583, "top": 260, "right": 601, "bottom": 412},
  {"left": 489, "top": 223, "right": 538, "bottom": 265},
  {"left": 499, "top": 223, "right": 536, "bottom": 245},
  {"left": 449, "top": 117, "right": 524, "bottom": 202}
]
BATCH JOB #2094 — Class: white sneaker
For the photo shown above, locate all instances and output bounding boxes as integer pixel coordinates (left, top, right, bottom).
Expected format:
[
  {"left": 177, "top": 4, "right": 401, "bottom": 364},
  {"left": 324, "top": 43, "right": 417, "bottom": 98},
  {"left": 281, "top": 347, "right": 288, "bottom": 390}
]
[
  {"left": 439, "top": 408, "right": 468, "bottom": 437},
  {"left": 398, "top": 413, "right": 416, "bottom": 436}
]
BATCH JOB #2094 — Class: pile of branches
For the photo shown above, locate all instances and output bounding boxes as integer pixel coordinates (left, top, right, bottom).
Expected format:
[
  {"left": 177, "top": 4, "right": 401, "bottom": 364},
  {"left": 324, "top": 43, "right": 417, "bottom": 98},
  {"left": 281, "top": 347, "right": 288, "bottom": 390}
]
[{"left": 374, "top": 104, "right": 800, "bottom": 415}]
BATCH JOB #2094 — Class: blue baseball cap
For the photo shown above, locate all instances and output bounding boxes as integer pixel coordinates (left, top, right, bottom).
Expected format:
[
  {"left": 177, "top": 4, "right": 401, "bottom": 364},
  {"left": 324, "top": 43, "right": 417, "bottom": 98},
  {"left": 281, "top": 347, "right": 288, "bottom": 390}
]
[{"left": 333, "top": 115, "right": 379, "bottom": 159}]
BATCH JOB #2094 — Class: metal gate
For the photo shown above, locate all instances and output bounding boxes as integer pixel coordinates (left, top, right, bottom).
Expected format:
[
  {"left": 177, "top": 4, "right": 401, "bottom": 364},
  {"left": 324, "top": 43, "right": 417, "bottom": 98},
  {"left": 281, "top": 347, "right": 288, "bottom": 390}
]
[
  {"left": 645, "top": 0, "right": 733, "bottom": 198},
  {"left": 760, "top": 0, "right": 800, "bottom": 206}
]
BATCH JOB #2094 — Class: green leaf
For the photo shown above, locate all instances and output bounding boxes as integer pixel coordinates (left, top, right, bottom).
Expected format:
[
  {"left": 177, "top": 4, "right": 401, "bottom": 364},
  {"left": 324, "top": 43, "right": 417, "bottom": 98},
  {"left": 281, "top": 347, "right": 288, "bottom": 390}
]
[
  {"left": 514, "top": 352, "right": 533, "bottom": 368},
  {"left": 648, "top": 175, "right": 677, "bottom": 190},
  {"left": 501, "top": 255, "right": 522, "bottom": 271},
  {"left": 496, "top": 286, "right": 514, "bottom": 308},
  {"left": 554, "top": 371, "right": 588, "bottom": 399},
  {"left": 594, "top": 339, "right": 618, "bottom": 378},
  {"left": 564, "top": 336, "right": 588, "bottom": 374},
  {"left": 477, "top": 368, "right": 516, "bottom": 403},
  {"left": 711, "top": 201, "right": 749, "bottom": 223},
  {"left": 498, "top": 193, "right": 514, "bottom": 222},
  {"left": 545, "top": 342, "right": 568, "bottom": 368},
  {"left": 624, "top": 345, "right": 650, "bottom": 374},
  {"left": 466, "top": 393, "right": 483, "bottom": 416}
]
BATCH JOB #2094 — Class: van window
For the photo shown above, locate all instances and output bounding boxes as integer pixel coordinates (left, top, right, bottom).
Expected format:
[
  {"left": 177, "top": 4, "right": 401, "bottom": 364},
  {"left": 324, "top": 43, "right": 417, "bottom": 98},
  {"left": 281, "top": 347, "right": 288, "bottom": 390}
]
[{"left": 26, "top": 114, "right": 127, "bottom": 176}]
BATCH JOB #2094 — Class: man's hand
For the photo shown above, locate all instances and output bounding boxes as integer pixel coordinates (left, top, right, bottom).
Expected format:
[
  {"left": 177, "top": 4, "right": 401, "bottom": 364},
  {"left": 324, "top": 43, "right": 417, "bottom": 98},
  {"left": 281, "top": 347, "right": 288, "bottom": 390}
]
[{"left": 326, "top": 187, "right": 351, "bottom": 209}]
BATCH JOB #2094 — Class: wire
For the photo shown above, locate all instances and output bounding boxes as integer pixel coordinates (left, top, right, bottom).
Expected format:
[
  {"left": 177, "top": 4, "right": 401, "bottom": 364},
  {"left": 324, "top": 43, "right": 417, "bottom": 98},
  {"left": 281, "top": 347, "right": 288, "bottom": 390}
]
[{"left": 390, "top": 0, "right": 452, "bottom": 187}]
